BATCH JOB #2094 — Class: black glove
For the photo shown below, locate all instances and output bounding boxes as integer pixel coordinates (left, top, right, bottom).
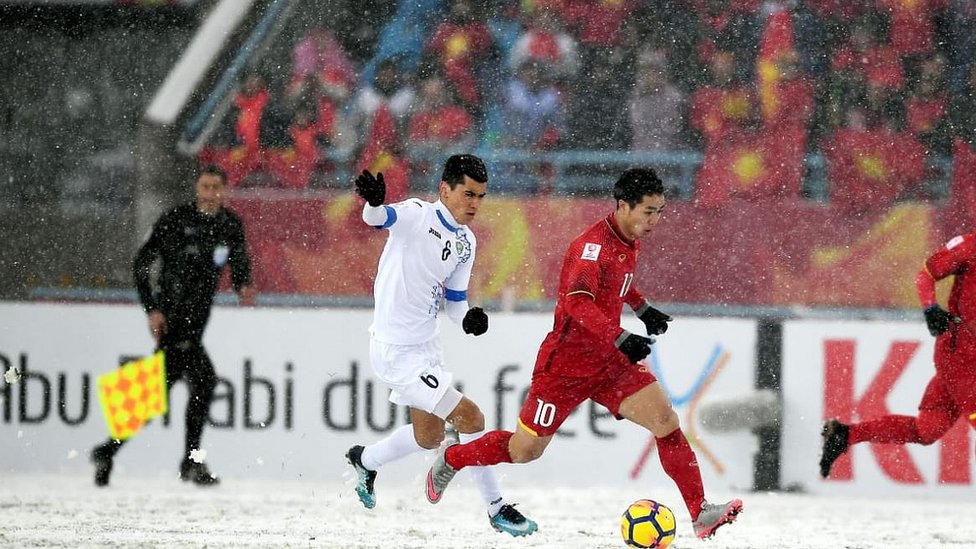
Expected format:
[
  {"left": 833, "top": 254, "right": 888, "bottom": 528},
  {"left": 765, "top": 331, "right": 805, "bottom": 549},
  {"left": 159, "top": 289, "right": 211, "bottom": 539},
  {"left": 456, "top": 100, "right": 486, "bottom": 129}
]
[
  {"left": 638, "top": 304, "right": 672, "bottom": 335},
  {"left": 924, "top": 305, "right": 952, "bottom": 337},
  {"left": 615, "top": 331, "right": 653, "bottom": 363},
  {"left": 355, "top": 169, "right": 386, "bottom": 207},
  {"left": 462, "top": 307, "right": 488, "bottom": 336}
]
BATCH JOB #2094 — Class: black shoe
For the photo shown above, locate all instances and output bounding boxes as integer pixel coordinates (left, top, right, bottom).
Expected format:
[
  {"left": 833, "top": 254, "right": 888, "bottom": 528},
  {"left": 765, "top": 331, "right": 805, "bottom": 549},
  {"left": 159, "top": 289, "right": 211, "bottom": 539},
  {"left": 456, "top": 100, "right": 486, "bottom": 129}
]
[
  {"left": 345, "top": 445, "right": 377, "bottom": 509},
  {"left": 820, "top": 419, "right": 850, "bottom": 478},
  {"left": 180, "top": 459, "right": 220, "bottom": 486},
  {"left": 90, "top": 443, "right": 115, "bottom": 487}
]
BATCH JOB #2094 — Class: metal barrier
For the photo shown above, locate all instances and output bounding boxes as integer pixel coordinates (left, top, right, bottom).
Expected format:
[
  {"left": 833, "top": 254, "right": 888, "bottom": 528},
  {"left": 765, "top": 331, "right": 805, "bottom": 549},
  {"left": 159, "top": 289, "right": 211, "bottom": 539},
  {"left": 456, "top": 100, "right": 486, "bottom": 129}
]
[{"left": 314, "top": 147, "right": 951, "bottom": 202}]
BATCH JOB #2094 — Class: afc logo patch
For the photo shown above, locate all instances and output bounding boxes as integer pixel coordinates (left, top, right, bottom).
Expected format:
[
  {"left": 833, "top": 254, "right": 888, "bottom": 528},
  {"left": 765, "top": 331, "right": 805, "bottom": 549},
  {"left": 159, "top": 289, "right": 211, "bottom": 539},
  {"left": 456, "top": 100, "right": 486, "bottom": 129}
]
[{"left": 581, "top": 242, "right": 601, "bottom": 261}]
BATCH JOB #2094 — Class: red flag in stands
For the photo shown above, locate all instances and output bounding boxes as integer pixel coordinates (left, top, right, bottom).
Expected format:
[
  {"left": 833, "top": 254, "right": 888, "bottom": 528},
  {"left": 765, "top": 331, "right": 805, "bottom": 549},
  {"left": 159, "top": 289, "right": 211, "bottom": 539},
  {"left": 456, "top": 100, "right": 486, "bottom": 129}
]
[
  {"left": 823, "top": 128, "right": 927, "bottom": 214},
  {"left": 689, "top": 86, "right": 755, "bottom": 144},
  {"left": 695, "top": 128, "right": 804, "bottom": 206},
  {"left": 757, "top": 7, "right": 794, "bottom": 123}
]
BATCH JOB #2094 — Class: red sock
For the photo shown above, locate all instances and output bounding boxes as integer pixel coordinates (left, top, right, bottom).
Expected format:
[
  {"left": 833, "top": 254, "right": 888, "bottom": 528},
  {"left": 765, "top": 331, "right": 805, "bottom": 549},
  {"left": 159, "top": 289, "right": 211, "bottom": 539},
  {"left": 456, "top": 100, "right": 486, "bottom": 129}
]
[
  {"left": 445, "top": 430, "right": 513, "bottom": 470},
  {"left": 850, "top": 413, "right": 953, "bottom": 446},
  {"left": 656, "top": 430, "right": 705, "bottom": 519}
]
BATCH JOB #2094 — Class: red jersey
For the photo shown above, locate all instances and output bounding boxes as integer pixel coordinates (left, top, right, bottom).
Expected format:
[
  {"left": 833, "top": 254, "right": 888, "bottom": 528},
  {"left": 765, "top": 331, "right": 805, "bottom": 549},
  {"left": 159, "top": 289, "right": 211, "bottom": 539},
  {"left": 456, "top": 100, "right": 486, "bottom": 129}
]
[
  {"left": 926, "top": 232, "right": 976, "bottom": 348},
  {"left": 536, "top": 213, "right": 646, "bottom": 377}
]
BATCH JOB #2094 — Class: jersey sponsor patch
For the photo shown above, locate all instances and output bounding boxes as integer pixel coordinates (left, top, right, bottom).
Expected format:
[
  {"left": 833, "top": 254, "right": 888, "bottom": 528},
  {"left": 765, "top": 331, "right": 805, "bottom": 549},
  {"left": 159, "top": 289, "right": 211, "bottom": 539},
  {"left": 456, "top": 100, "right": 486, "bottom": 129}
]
[
  {"left": 946, "top": 235, "right": 965, "bottom": 250},
  {"left": 581, "top": 243, "right": 602, "bottom": 261}
]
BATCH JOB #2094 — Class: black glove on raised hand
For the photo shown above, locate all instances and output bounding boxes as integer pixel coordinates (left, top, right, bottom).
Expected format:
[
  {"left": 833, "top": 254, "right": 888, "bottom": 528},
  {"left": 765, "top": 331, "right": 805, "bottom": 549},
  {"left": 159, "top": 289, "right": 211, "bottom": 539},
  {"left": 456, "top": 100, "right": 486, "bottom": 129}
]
[
  {"left": 638, "top": 304, "right": 673, "bottom": 335},
  {"left": 355, "top": 169, "right": 386, "bottom": 207},
  {"left": 462, "top": 307, "right": 489, "bottom": 336},
  {"left": 924, "top": 305, "right": 952, "bottom": 336},
  {"left": 615, "top": 331, "right": 653, "bottom": 363}
]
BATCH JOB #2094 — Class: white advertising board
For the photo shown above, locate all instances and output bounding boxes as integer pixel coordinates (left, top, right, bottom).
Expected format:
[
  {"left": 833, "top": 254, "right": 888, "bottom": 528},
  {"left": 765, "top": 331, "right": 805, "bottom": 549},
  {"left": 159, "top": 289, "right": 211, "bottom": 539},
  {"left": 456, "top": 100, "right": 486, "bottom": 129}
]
[
  {"left": 781, "top": 319, "right": 976, "bottom": 499},
  {"left": 0, "top": 302, "right": 757, "bottom": 491}
]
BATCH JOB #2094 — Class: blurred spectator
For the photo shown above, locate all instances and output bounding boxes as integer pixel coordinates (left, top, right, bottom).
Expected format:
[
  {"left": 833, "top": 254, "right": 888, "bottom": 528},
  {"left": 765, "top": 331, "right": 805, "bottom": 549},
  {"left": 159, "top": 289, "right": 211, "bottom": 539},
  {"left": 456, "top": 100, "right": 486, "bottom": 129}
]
[
  {"left": 947, "top": 0, "right": 976, "bottom": 92},
  {"left": 233, "top": 72, "right": 271, "bottom": 153},
  {"left": 950, "top": 60, "right": 976, "bottom": 146},
  {"left": 286, "top": 26, "right": 356, "bottom": 146},
  {"left": 562, "top": 0, "right": 643, "bottom": 49},
  {"left": 568, "top": 51, "right": 629, "bottom": 150},
  {"left": 406, "top": 74, "right": 476, "bottom": 155},
  {"left": 508, "top": 9, "right": 579, "bottom": 81},
  {"left": 341, "top": 58, "right": 417, "bottom": 158},
  {"left": 689, "top": 49, "right": 757, "bottom": 146},
  {"left": 905, "top": 53, "right": 951, "bottom": 155},
  {"left": 260, "top": 103, "right": 324, "bottom": 190},
  {"left": 203, "top": 71, "right": 274, "bottom": 187},
  {"left": 688, "top": 0, "right": 761, "bottom": 87},
  {"left": 830, "top": 13, "right": 905, "bottom": 92},
  {"left": 288, "top": 26, "right": 356, "bottom": 99},
  {"left": 423, "top": 0, "right": 499, "bottom": 118},
  {"left": 498, "top": 61, "right": 568, "bottom": 192},
  {"left": 627, "top": 48, "right": 687, "bottom": 153},
  {"left": 501, "top": 61, "right": 567, "bottom": 150},
  {"left": 876, "top": 0, "right": 946, "bottom": 57}
]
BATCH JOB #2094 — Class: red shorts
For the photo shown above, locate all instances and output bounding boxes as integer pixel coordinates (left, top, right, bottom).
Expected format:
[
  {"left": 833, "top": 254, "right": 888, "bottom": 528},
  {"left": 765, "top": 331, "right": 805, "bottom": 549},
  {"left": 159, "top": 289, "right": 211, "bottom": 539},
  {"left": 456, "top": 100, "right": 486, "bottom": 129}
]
[
  {"left": 924, "top": 339, "right": 976, "bottom": 424},
  {"left": 516, "top": 356, "right": 657, "bottom": 438}
]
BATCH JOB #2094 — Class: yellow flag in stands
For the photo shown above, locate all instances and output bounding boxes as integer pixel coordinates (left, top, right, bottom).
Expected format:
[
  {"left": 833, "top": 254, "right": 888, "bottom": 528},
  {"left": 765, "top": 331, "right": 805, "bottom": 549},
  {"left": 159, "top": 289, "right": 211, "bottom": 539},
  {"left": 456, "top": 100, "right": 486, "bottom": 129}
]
[{"left": 97, "top": 351, "right": 167, "bottom": 440}]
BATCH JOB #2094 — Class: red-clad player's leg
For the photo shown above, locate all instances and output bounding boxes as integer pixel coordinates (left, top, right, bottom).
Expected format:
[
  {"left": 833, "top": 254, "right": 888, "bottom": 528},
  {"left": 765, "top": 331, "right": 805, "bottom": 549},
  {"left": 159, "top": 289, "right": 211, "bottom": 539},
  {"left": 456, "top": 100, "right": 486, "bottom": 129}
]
[
  {"left": 850, "top": 372, "right": 959, "bottom": 446},
  {"left": 445, "top": 430, "right": 514, "bottom": 469}
]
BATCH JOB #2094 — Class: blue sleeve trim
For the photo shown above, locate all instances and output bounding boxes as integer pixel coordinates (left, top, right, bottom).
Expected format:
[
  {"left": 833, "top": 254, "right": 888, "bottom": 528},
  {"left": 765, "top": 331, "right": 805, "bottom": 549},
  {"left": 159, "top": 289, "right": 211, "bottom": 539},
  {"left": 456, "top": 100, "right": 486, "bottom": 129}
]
[
  {"left": 445, "top": 288, "right": 467, "bottom": 302},
  {"left": 381, "top": 206, "right": 397, "bottom": 229}
]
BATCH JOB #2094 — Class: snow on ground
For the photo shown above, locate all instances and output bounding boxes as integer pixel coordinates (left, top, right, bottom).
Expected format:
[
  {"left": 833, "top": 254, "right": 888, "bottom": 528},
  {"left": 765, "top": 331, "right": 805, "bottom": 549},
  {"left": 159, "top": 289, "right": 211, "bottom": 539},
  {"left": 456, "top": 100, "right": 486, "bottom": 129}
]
[{"left": 1, "top": 473, "right": 974, "bottom": 549}]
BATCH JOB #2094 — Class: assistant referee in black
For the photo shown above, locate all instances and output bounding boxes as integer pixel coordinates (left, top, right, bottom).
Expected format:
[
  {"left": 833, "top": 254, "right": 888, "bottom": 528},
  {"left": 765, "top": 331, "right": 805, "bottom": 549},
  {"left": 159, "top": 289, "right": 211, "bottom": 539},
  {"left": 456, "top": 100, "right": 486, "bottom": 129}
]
[{"left": 91, "top": 164, "right": 254, "bottom": 486}]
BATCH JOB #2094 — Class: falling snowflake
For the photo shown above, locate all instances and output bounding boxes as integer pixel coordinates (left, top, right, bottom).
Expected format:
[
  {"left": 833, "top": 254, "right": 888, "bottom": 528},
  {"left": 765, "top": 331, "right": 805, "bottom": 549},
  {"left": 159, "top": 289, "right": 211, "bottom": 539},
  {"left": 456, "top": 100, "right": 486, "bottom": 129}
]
[
  {"left": 4, "top": 367, "right": 21, "bottom": 385},
  {"left": 189, "top": 448, "right": 208, "bottom": 463}
]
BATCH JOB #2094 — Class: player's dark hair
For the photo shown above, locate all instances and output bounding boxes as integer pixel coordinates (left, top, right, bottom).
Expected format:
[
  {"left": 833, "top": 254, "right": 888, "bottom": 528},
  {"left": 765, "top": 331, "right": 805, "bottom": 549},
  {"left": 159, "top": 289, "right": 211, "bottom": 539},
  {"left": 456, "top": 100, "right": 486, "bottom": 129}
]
[
  {"left": 198, "top": 164, "right": 228, "bottom": 185},
  {"left": 613, "top": 168, "right": 664, "bottom": 207},
  {"left": 441, "top": 154, "right": 488, "bottom": 188}
]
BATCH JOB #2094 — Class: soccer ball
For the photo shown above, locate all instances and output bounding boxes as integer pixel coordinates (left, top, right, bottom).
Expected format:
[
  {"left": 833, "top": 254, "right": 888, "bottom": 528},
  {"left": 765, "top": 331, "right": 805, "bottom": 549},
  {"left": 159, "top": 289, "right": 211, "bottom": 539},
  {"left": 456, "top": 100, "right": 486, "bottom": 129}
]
[{"left": 620, "top": 499, "right": 676, "bottom": 548}]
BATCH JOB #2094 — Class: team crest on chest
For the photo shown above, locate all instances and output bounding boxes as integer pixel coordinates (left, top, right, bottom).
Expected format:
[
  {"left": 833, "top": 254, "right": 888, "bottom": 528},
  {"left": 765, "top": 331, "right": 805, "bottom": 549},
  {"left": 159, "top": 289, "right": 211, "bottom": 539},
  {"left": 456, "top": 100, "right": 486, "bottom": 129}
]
[{"left": 455, "top": 230, "right": 472, "bottom": 263}]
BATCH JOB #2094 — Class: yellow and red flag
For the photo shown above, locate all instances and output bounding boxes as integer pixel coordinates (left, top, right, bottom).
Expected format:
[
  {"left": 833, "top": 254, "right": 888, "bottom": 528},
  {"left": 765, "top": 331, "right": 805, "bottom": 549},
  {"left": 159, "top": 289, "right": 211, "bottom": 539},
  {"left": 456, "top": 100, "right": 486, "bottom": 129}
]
[
  {"left": 823, "top": 128, "right": 927, "bottom": 213},
  {"left": 695, "top": 128, "right": 805, "bottom": 206},
  {"left": 97, "top": 352, "right": 167, "bottom": 440},
  {"left": 756, "top": 7, "right": 795, "bottom": 122}
]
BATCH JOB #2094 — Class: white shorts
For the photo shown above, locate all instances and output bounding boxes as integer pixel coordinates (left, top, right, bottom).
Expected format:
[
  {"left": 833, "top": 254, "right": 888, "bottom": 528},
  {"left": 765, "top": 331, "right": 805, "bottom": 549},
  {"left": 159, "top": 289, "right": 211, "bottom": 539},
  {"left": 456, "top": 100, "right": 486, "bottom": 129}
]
[{"left": 368, "top": 337, "right": 462, "bottom": 419}]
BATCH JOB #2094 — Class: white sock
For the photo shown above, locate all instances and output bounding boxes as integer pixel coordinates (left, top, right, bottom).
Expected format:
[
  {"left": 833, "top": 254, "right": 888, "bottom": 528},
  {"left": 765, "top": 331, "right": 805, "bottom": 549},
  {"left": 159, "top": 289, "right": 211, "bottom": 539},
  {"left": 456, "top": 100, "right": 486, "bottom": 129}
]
[
  {"left": 460, "top": 430, "right": 506, "bottom": 516},
  {"left": 361, "top": 424, "right": 423, "bottom": 471}
]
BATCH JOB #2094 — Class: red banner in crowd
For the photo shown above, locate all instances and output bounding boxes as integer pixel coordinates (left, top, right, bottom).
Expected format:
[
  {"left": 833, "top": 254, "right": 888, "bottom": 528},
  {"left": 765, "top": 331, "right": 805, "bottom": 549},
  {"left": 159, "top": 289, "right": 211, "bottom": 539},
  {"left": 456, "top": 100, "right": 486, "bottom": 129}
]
[{"left": 226, "top": 192, "right": 953, "bottom": 310}]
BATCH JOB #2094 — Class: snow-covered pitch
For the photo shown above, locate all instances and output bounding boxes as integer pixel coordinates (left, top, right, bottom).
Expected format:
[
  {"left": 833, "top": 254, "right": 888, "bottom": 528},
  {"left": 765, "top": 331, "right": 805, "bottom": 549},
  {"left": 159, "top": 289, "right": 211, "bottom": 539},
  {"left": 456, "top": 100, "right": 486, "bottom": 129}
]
[{"left": 1, "top": 473, "right": 973, "bottom": 548}]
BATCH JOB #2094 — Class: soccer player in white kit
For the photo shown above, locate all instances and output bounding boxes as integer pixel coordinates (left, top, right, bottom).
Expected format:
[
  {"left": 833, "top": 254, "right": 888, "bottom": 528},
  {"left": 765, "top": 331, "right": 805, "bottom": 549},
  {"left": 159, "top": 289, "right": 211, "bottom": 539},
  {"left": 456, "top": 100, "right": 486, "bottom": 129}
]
[{"left": 345, "top": 154, "right": 537, "bottom": 537}]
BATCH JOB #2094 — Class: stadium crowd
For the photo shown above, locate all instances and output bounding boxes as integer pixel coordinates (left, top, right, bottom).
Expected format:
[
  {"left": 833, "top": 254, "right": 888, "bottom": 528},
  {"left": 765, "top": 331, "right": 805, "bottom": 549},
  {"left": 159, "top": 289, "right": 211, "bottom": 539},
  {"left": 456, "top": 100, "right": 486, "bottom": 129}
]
[{"left": 199, "top": 0, "right": 976, "bottom": 212}]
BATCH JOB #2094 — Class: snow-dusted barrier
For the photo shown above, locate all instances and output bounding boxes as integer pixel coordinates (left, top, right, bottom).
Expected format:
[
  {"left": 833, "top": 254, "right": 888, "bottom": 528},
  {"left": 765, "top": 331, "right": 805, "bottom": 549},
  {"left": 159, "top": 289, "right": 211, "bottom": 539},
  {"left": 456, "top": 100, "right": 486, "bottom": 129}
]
[{"left": 0, "top": 302, "right": 757, "bottom": 491}]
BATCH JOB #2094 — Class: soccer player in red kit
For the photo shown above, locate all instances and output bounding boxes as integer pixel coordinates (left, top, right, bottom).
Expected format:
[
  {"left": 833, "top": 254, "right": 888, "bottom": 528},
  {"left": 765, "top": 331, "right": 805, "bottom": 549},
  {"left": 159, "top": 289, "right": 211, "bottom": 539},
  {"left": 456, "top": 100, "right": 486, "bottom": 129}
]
[
  {"left": 821, "top": 231, "right": 976, "bottom": 477},
  {"left": 424, "top": 168, "right": 743, "bottom": 539}
]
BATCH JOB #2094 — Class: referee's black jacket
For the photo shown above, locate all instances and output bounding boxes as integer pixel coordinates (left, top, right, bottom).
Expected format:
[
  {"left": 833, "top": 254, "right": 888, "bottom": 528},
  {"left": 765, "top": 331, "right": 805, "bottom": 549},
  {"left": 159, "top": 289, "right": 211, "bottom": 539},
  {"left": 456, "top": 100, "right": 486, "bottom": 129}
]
[{"left": 133, "top": 203, "right": 252, "bottom": 342}]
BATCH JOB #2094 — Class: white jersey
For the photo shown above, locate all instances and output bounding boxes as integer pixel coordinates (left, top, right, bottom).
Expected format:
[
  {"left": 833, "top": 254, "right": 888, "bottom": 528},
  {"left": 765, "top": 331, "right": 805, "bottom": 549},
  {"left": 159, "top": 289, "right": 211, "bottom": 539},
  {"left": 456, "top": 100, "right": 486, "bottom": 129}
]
[{"left": 365, "top": 198, "right": 477, "bottom": 345}]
